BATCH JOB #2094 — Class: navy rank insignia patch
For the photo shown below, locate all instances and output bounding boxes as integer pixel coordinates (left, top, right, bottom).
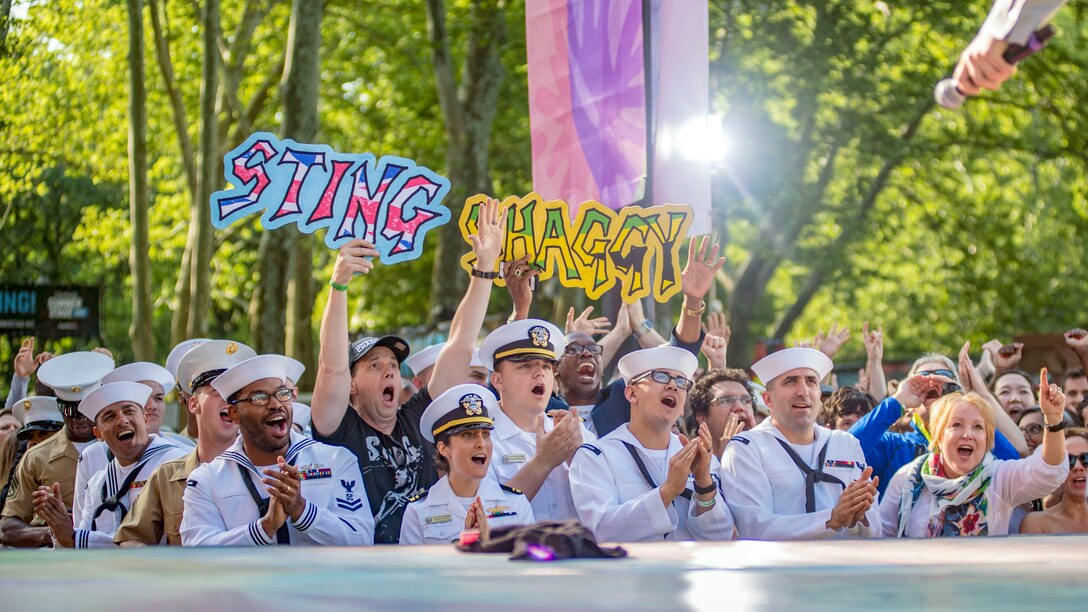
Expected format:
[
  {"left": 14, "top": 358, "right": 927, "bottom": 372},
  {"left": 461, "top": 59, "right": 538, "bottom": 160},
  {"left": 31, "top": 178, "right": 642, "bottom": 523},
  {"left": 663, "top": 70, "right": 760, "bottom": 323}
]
[{"left": 336, "top": 479, "right": 364, "bottom": 512}]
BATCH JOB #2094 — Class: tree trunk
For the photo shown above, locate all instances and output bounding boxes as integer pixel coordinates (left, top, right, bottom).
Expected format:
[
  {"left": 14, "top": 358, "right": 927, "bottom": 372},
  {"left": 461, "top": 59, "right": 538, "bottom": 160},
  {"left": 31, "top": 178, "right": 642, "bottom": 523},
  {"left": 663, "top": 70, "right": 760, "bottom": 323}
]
[
  {"left": 1, "top": 0, "right": 13, "bottom": 52},
  {"left": 283, "top": 0, "right": 323, "bottom": 387},
  {"left": 184, "top": 0, "right": 220, "bottom": 340},
  {"left": 126, "top": 0, "right": 154, "bottom": 360},
  {"left": 424, "top": 0, "right": 505, "bottom": 324}
]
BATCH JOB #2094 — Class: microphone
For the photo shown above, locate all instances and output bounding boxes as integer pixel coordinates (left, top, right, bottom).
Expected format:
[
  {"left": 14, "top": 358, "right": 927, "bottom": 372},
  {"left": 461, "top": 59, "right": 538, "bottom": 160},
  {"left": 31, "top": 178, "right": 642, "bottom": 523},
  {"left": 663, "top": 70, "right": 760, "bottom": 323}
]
[{"left": 935, "top": 24, "right": 1056, "bottom": 109}]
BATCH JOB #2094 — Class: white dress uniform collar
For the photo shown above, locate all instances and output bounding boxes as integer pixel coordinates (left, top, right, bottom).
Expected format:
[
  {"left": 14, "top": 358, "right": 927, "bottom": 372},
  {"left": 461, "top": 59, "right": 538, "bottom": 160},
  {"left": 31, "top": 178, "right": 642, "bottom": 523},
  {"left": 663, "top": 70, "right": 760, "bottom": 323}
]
[{"left": 219, "top": 430, "right": 319, "bottom": 475}]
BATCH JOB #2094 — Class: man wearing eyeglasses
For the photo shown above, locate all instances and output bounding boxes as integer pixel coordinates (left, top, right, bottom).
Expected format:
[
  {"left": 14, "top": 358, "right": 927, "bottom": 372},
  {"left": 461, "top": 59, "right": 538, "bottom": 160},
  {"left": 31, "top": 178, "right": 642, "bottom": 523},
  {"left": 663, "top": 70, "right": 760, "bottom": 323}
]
[
  {"left": 1, "top": 351, "right": 114, "bottom": 548},
  {"left": 569, "top": 346, "right": 733, "bottom": 541},
  {"left": 721, "top": 348, "right": 881, "bottom": 540},
  {"left": 688, "top": 369, "right": 757, "bottom": 459},
  {"left": 181, "top": 355, "right": 372, "bottom": 546}
]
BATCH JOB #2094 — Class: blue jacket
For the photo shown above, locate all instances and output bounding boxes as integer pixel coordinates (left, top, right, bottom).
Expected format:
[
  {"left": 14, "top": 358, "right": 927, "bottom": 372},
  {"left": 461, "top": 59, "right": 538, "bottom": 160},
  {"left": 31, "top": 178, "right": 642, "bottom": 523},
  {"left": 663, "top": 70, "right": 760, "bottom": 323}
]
[
  {"left": 849, "top": 396, "right": 1020, "bottom": 497},
  {"left": 549, "top": 326, "right": 705, "bottom": 437}
]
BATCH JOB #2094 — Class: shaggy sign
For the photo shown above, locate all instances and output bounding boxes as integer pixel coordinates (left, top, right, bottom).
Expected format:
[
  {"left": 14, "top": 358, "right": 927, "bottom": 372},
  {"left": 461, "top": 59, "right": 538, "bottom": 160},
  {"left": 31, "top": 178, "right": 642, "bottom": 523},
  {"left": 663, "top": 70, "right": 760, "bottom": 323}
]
[
  {"left": 210, "top": 132, "right": 452, "bottom": 264},
  {"left": 458, "top": 194, "right": 694, "bottom": 303}
]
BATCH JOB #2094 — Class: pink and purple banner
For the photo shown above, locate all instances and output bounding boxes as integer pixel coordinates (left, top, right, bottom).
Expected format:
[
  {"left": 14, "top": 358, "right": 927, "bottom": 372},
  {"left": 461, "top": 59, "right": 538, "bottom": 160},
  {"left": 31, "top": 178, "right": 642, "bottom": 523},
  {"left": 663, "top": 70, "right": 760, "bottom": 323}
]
[{"left": 526, "top": 0, "right": 710, "bottom": 231}]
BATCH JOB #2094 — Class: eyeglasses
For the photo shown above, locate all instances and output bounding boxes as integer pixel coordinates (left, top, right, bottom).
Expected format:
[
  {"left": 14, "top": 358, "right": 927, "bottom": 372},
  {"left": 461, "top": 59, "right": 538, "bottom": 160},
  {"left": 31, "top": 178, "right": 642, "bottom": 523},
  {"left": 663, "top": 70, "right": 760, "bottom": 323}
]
[
  {"left": 562, "top": 344, "right": 603, "bottom": 357},
  {"left": 1020, "top": 423, "right": 1044, "bottom": 437},
  {"left": 631, "top": 370, "right": 693, "bottom": 391},
  {"left": 229, "top": 388, "right": 295, "bottom": 407},
  {"left": 712, "top": 394, "right": 753, "bottom": 407},
  {"left": 917, "top": 369, "right": 956, "bottom": 379},
  {"left": 1069, "top": 453, "right": 1088, "bottom": 469}
]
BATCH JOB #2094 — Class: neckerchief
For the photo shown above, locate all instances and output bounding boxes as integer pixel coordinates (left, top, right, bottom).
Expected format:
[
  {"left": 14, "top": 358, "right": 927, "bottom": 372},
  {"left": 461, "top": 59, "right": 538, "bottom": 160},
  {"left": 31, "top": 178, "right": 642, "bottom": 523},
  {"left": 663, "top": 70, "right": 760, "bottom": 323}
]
[{"left": 897, "top": 451, "right": 996, "bottom": 537}]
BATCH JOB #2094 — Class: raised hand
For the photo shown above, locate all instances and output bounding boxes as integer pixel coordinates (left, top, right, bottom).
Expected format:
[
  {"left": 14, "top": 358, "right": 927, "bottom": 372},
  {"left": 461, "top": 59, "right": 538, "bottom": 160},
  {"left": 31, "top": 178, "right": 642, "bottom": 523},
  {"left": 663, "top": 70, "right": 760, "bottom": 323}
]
[
  {"left": 14, "top": 337, "right": 36, "bottom": 378},
  {"left": 894, "top": 373, "right": 954, "bottom": 410},
  {"left": 702, "top": 311, "right": 730, "bottom": 344},
  {"left": 1038, "top": 368, "right": 1067, "bottom": 424},
  {"left": 502, "top": 256, "right": 538, "bottom": 319},
  {"left": 685, "top": 423, "right": 715, "bottom": 487},
  {"left": 469, "top": 197, "right": 508, "bottom": 271},
  {"left": 566, "top": 306, "right": 611, "bottom": 337},
  {"left": 719, "top": 414, "right": 746, "bottom": 450},
  {"left": 818, "top": 324, "right": 851, "bottom": 359},
  {"left": 681, "top": 236, "right": 726, "bottom": 302},
  {"left": 994, "top": 342, "right": 1023, "bottom": 371},
  {"left": 861, "top": 322, "right": 883, "bottom": 363},
  {"left": 701, "top": 334, "right": 728, "bottom": 370},
  {"left": 534, "top": 411, "right": 582, "bottom": 470},
  {"left": 1065, "top": 329, "right": 1088, "bottom": 355},
  {"left": 332, "top": 238, "right": 381, "bottom": 286}
]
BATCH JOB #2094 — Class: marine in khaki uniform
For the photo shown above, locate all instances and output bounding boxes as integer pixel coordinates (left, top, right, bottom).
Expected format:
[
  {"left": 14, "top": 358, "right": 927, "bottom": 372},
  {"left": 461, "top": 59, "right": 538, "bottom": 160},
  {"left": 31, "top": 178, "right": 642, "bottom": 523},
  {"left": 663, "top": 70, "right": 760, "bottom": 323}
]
[
  {"left": 0, "top": 352, "right": 114, "bottom": 548},
  {"left": 114, "top": 340, "right": 254, "bottom": 546}
]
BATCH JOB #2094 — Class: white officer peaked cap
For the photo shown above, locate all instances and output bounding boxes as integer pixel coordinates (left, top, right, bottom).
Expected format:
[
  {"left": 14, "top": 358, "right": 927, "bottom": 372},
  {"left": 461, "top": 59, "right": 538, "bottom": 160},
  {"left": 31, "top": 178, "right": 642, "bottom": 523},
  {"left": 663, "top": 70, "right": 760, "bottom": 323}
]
[
  {"left": 479, "top": 319, "right": 565, "bottom": 370},
  {"left": 751, "top": 347, "right": 833, "bottom": 386},
  {"left": 176, "top": 340, "right": 257, "bottom": 395},
  {"left": 103, "top": 362, "right": 175, "bottom": 396},
  {"left": 166, "top": 338, "right": 210, "bottom": 383},
  {"left": 13, "top": 396, "right": 62, "bottom": 425},
  {"left": 618, "top": 346, "right": 699, "bottom": 384},
  {"left": 420, "top": 383, "right": 497, "bottom": 443},
  {"left": 211, "top": 355, "right": 305, "bottom": 402},
  {"left": 292, "top": 402, "right": 311, "bottom": 432},
  {"left": 37, "top": 351, "right": 116, "bottom": 402},
  {"left": 78, "top": 382, "right": 153, "bottom": 422},
  {"left": 405, "top": 343, "right": 444, "bottom": 376}
]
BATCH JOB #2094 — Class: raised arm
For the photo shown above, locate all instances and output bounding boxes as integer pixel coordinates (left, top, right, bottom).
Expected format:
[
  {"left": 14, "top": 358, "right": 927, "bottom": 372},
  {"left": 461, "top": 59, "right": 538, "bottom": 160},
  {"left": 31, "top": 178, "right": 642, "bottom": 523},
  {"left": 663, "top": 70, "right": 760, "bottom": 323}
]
[
  {"left": 310, "top": 239, "right": 380, "bottom": 437},
  {"left": 957, "top": 341, "right": 1027, "bottom": 457},
  {"left": 428, "top": 198, "right": 506, "bottom": 398},
  {"left": 862, "top": 322, "right": 887, "bottom": 402},
  {"left": 675, "top": 236, "right": 725, "bottom": 345}
]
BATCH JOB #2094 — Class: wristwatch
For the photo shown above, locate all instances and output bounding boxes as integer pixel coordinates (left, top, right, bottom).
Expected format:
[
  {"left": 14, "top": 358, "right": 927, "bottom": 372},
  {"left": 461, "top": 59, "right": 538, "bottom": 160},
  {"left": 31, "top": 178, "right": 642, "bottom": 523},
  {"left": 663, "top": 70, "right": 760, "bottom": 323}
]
[
  {"left": 1045, "top": 419, "right": 1067, "bottom": 433},
  {"left": 693, "top": 479, "right": 717, "bottom": 495},
  {"left": 634, "top": 319, "right": 654, "bottom": 339}
]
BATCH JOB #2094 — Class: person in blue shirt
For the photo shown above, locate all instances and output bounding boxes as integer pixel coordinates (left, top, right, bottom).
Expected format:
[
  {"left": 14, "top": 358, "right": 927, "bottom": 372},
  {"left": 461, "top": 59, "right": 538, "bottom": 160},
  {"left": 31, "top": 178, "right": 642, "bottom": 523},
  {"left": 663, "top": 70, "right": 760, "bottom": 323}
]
[{"left": 850, "top": 344, "right": 1027, "bottom": 497}]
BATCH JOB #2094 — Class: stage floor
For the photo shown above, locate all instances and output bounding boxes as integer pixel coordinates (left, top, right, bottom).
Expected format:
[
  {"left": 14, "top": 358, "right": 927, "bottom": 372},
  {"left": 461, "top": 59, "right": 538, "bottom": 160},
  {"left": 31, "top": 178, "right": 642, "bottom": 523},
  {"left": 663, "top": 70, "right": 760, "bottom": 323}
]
[{"left": 2, "top": 536, "right": 1086, "bottom": 611}]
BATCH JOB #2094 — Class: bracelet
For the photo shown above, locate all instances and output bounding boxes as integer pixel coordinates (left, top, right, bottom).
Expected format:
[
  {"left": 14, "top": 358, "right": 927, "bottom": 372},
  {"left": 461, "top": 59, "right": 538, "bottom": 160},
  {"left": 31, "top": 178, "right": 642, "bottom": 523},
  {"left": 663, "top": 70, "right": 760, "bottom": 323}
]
[
  {"left": 693, "top": 480, "right": 717, "bottom": 495},
  {"left": 695, "top": 496, "right": 717, "bottom": 508},
  {"left": 681, "top": 301, "right": 706, "bottom": 318},
  {"left": 471, "top": 266, "right": 500, "bottom": 280},
  {"left": 1045, "top": 419, "right": 1067, "bottom": 433},
  {"left": 329, "top": 279, "right": 350, "bottom": 292}
]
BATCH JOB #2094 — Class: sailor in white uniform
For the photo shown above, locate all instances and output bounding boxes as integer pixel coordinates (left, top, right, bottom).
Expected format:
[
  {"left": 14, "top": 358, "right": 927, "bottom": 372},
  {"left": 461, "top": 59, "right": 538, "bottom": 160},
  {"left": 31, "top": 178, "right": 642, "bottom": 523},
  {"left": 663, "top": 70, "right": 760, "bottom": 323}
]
[
  {"left": 405, "top": 343, "right": 490, "bottom": 389},
  {"left": 181, "top": 355, "right": 373, "bottom": 546},
  {"left": 569, "top": 347, "right": 734, "bottom": 542},
  {"left": 34, "top": 382, "right": 188, "bottom": 548},
  {"left": 400, "top": 384, "right": 534, "bottom": 545},
  {"left": 479, "top": 319, "right": 596, "bottom": 521},
  {"left": 721, "top": 348, "right": 881, "bottom": 540}
]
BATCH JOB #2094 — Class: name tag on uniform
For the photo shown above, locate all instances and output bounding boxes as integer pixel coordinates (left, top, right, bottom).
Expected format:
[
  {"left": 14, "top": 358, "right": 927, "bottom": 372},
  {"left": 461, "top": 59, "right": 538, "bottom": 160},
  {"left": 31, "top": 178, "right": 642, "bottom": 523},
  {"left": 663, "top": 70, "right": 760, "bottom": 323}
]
[
  {"left": 426, "top": 514, "right": 452, "bottom": 525},
  {"left": 824, "top": 460, "right": 857, "bottom": 469},
  {"left": 503, "top": 454, "right": 526, "bottom": 464}
]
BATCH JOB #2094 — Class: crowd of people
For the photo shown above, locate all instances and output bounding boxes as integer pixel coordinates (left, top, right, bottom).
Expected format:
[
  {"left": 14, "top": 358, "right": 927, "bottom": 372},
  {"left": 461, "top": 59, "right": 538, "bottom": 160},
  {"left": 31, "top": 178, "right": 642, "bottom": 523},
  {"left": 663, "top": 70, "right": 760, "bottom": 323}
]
[{"left": 1, "top": 198, "right": 1085, "bottom": 548}]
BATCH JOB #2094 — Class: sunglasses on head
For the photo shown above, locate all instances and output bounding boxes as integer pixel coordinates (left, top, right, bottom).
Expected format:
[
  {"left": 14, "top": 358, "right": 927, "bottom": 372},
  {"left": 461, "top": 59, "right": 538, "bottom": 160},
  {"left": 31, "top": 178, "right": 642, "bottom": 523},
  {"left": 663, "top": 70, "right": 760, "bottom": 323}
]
[
  {"left": 917, "top": 369, "right": 956, "bottom": 379},
  {"left": 631, "top": 370, "right": 693, "bottom": 391},
  {"left": 1069, "top": 453, "right": 1088, "bottom": 469}
]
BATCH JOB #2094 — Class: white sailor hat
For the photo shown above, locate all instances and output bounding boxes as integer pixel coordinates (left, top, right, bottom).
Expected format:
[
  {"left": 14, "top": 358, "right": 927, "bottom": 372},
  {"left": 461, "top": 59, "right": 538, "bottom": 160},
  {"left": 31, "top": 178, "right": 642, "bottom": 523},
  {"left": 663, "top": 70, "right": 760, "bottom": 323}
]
[
  {"left": 176, "top": 340, "right": 257, "bottom": 395},
  {"left": 36, "top": 351, "right": 116, "bottom": 402},
  {"left": 404, "top": 344, "right": 489, "bottom": 376},
  {"left": 479, "top": 319, "right": 565, "bottom": 370},
  {"left": 78, "top": 382, "right": 153, "bottom": 422},
  {"left": 617, "top": 346, "right": 699, "bottom": 384},
  {"left": 405, "top": 343, "right": 444, "bottom": 376},
  {"left": 419, "top": 383, "right": 496, "bottom": 443},
  {"left": 292, "top": 402, "right": 311, "bottom": 432},
  {"left": 103, "top": 362, "right": 175, "bottom": 395},
  {"left": 211, "top": 355, "right": 304, "bottom": 403},
  {"left": 750, "top": 347, "right": 833, "bottom": 386},
  {"left": 165, "top": 338, "right": 210, "bottom": 385},
  {"left": 13, "top": 396, "right": 63, "bottom": 426}
]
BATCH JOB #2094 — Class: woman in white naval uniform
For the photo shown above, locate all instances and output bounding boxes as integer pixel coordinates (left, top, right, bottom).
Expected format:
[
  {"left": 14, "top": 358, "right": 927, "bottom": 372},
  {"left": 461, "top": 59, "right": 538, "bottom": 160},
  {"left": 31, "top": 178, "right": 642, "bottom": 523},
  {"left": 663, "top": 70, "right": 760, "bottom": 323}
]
[
  {"left": 721, "top": 348, "right": 882, "bottom": 540},
  {"left": 400, "top": 384, "right": 534, "bottom": 545},
  {"left": 569, "top": 347, "right": 734, "bottom": 542}
]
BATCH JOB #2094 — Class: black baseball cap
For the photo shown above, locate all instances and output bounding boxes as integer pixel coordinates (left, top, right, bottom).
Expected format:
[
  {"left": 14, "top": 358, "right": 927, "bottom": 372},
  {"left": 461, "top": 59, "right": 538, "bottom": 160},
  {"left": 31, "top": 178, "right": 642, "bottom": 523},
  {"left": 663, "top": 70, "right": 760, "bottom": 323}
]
[{"left": 349, "top": 336, "right": 411, "bottom": 368}]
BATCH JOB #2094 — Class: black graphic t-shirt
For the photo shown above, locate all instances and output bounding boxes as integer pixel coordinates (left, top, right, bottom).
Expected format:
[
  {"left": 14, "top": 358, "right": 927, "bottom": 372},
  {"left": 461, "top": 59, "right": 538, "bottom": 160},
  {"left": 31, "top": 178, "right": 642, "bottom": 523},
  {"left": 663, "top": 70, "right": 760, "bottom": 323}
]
[{"left": 315, "top": 387, "right": 437, "bottom": 544}]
